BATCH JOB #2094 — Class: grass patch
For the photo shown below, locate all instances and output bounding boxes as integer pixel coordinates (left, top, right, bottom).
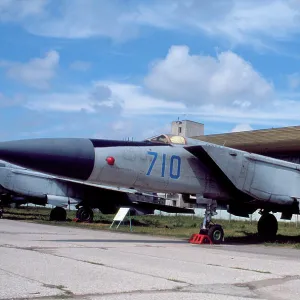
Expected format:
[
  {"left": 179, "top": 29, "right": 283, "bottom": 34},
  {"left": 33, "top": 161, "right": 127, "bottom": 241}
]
[{"left": 3, "top": 206, "right": 300, "bottom": 249}]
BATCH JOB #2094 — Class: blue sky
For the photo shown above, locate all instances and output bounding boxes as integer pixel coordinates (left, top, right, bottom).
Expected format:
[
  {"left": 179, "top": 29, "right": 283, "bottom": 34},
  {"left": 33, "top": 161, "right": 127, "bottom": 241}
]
[{"left": 1, "top": 0, "right": 300, "bottom": 141}]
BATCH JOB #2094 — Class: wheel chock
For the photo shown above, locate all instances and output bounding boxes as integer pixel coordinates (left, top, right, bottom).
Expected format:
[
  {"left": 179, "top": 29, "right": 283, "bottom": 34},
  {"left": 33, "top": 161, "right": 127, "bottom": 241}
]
[{"left": 189, "top": 233, "right": 213, "bottom": 245}]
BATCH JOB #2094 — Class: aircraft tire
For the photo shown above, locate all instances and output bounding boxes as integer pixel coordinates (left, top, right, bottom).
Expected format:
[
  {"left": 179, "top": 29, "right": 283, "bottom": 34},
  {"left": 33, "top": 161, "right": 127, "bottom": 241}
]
[
  {"left": 76, "top": 207, "right": 94, "bottom": 222},
  {"left": 257, "top": 213, "right": 278, "bottom": 241},
  {"left": 208, "top": 224, "right": 224, "bottom": 244},
  {"left": 50, "top": 207, "right": 67, "bottom": 221}
]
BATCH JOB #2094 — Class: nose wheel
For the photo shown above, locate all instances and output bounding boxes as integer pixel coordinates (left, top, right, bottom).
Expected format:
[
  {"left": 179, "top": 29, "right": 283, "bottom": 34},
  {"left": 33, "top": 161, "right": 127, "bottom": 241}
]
[
  {"left": 208, "top": 224, "right": 224, "bottom": 244},
  {"left": 199, "top": 199, "right": 225, "bottom": 244}
]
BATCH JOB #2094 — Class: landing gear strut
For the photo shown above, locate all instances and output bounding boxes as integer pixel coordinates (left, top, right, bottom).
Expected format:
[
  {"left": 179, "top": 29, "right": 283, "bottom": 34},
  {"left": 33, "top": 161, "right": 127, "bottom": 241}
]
[
  {"left": 200, "top": 200, "right": 224, "bottom": 244},
  {"left": 76, "top": 207, "right": 94, "bottom": 222},
  {"left": 257, "top": 211, "right": 278, "bottom": 241},
  {"left": 50, "top": 206, "right": 67, "bottom": 221}
]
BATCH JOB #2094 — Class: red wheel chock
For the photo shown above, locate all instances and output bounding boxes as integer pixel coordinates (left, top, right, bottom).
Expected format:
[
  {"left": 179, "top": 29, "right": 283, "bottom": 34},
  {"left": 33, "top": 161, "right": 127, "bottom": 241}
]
[{"left": 189, "top": 233, "right": 213, "bottom": 245}]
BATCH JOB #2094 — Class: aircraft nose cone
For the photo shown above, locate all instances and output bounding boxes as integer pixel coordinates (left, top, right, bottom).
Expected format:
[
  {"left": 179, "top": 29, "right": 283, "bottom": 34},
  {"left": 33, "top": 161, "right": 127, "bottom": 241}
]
[{"left": 0, "top": 138, "right": 95, "bottom": 180}]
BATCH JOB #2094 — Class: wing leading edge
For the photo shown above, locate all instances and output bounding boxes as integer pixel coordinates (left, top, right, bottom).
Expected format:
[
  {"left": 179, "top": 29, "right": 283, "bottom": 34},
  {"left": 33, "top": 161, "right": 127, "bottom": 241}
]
[{"left": 185, "top": 144, "right": 300, "bottom": 206}]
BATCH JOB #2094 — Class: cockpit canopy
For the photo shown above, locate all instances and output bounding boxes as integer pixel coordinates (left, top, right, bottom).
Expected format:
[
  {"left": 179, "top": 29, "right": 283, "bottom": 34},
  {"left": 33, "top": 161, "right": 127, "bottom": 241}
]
[{"left": 144, "top": 134, "right": 187, "bottom": 145}]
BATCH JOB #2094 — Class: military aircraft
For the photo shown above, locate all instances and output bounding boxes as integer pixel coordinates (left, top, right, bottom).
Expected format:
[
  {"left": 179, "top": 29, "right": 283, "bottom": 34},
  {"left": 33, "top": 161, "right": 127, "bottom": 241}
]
[
  {"left": 0, "top": 133, "right": 298, "bottom": 243},
  {"left": 0, "top": 159, "right": 194, "bottom": 222}
]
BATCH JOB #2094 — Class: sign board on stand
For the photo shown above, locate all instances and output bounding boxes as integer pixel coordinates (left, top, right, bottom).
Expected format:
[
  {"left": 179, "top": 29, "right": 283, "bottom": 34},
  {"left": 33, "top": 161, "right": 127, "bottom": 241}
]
[{"left": 110, "top": 207, "right": 132, "bottom": 231}]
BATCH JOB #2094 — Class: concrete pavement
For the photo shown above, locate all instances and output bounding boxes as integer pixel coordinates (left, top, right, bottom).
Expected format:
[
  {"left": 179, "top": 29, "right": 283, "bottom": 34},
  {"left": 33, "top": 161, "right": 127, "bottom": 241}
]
[{"left": 1, "top": 219, "right": 300, "bottom": 299}]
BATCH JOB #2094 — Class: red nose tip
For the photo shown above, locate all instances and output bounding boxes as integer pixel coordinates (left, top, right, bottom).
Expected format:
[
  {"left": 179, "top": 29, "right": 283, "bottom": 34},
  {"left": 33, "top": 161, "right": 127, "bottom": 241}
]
[{"left": 106, "top": 156, "right": 115, "bottom": 165}]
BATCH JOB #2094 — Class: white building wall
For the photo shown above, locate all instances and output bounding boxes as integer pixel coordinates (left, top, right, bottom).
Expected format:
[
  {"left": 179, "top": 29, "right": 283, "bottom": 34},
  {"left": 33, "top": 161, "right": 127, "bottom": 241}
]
[{"left": 171, "top": 120, "right": 204, "bottom": 137}]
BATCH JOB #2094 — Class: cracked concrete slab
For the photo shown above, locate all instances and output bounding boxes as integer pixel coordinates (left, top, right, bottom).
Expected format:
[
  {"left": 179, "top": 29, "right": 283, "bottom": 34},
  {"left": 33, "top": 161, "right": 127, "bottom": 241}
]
[
  {"left": 0, "top": 269, "right": 62, "bottom": 299},
  {"left": 84, "top": 292, "right": 256, "bottom": 300},
  {"left": 253, "top": 279, "right": 300, "bottom": 300},
  {"left": 0, "top": 219, "right": 300, "bottom": 300}
]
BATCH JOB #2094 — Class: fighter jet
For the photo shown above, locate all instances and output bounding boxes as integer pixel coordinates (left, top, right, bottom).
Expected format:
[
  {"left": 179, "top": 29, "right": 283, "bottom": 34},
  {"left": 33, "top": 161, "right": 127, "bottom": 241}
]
[
  {"left": 0, "top": 133, "right": 299, "bottom": 243},
  {"left": 0, "top": 159, "right": 194, "bottom": 222}
]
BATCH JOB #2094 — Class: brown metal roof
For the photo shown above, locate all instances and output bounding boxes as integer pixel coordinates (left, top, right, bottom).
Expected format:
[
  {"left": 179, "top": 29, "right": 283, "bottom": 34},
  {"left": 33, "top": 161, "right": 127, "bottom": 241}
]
[{"left": 193, "top": 125, "right": 300, "bottom": 154}]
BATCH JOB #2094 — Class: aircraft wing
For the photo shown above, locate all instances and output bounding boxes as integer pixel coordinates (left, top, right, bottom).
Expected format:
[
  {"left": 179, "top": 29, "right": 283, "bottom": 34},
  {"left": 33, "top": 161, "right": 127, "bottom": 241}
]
[
  {"left": 7, "top": 166, "right": 194, "bottom": 214},
  {"left": 185, "top": 143, "right": 300, "bottom": 205},
  {"left": 54, "top": 177, "right": 194, "bottom": 214},
  {"left": 44, "top": 174, "right": 180, "bottom": 201}
]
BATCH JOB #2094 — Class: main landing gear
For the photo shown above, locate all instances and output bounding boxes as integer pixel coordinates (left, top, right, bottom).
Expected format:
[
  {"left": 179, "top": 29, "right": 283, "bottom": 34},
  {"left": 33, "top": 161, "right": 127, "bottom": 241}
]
[
  {"left": 76, "top": 207, "right": 94, "bottom": 222},
  {"left": 257, "top": 211, "right": 278, "bottom": 241},
  {"left": 192, "top": 201, "right": 278, "bottom": 244},
  {"left": 199, "top": 199, "right": 224, "bottom": 244},
  {"left": 49, "top": 206, "right": 94, "bottom": 222},
  {"left": 49, "top": 206, "right": 67, "bottom": 221}
]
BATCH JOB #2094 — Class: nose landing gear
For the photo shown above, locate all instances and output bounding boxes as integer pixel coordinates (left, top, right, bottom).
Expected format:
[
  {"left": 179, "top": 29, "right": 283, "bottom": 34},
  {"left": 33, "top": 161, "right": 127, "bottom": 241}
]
[
  {"left": 196, "top": 199, "right": 224, "bottom": 245},
  {"left": 207, "top": 224, "right": 224, "bottom": 244}
]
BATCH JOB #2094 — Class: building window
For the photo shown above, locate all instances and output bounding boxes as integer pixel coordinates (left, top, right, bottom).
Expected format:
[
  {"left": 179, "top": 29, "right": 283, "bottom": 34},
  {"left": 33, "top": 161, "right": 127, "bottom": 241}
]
[{"left": 178, "top": 127, "right": 182, "bottom": 134}]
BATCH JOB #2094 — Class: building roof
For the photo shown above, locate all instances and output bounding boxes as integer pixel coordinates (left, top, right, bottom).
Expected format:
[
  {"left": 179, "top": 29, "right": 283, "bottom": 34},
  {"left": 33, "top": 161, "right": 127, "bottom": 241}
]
[
  {"left": 172, "top": 120, "right": 204, "bottom": 125},
  {"left": 193, "top": 125, "right": 300, "bottom": 154}
]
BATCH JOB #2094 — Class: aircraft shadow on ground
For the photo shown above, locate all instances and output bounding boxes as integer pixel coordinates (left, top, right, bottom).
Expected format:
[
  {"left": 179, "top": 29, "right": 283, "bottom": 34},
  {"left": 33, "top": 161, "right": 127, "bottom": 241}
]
[
  {"left": 92, "top": 219, "right": 152, "bottom": 226},
  {"left": 39, "top": 239, "right": 187, "bottom": 244},
  {"left": 3, "top": 216, "right": 42, "bottom": 221},
  {"left": 46, "top": 234, "right": 300, "bottom": 245},
  {"left": 225, "top": 231, "right": 300, "bottom": 245},
  {"left": 3, "top": 211, "right": 46, "bottom": 218}
]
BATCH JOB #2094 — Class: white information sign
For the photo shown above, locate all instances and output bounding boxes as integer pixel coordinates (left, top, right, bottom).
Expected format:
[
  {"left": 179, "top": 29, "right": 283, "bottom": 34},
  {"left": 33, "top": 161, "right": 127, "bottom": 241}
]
[
  {"left": 113, "top": 207, "right": 130, "bottom": 221},
  {"left": 110, "top": 207, "right": 132, "bottom": 230}
]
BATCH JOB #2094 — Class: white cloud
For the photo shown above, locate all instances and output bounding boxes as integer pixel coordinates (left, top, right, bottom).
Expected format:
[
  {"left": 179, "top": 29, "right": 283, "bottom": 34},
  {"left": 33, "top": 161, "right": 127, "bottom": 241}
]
[
  {"left": 0, "top": 0, "right": 48, "bottom": 22},
  {"left": 111, "top": 120, "right": 130, "bottom": 132},
  {"left": 20, "top": 45, "right": 300, "bottom": 132},
  {"left": 25, "top": 84, "right": 120, "bottom": 113},
  {"left": 25, "top": 81, "right": 184, "bottom": 115},
  {"left": 135, "top": 0, "right": 300, "bottom": 49},
  {"left": 0, "top": 93, "right": 24, "bottom": 107},
  {"left": 2, "top": 0, "right": 300, "bottom": 49},
  {"left": 110, "top": 120, "right": 134, "bottom": 139},
  {"left": 184, "top": 101, "right": 300, "bottom": 126},
  {"left": 100, "top": 81, "right": 185, "bottom": 115},
  {"left": 93, "top": 118, "right": 170, "bottom": 141},
  {"left": 231, "top": 124, "right": 253, "bottom": 132},
  {"left": 144, "top": 45, "right": 274, "bottom": 108},
  {"left": 8, "top": 44, "right": 300, "bottom": 140},
  {"left": 26, "top": 93, "right": 96, "bottom": 113},
  {"left": 1, "top": 50, "right": 59, "bottom": 89},
  {"left": 288, "top": 73, "right": 300, "bottom": 90},
  {"left": 24, "top": 0, "right": 140, "bottom": 41},
  {"left": 69, "top": 60, "right": 91, "bottom": 72}
]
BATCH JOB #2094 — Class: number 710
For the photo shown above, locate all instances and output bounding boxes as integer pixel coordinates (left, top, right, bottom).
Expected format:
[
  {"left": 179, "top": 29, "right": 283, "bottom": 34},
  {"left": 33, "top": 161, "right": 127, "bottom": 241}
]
[{"left": 146, "top": 151, "right": 181, "bottom": 179}]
